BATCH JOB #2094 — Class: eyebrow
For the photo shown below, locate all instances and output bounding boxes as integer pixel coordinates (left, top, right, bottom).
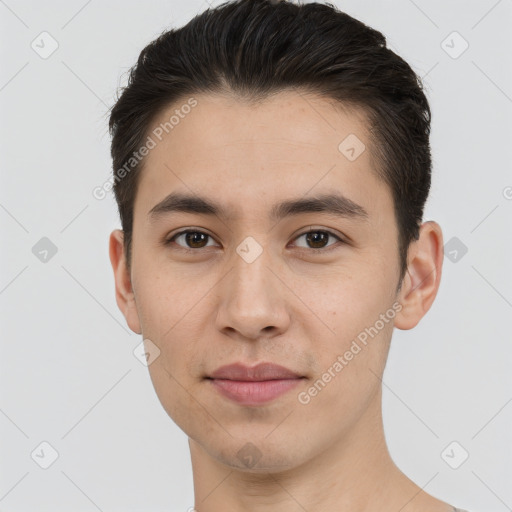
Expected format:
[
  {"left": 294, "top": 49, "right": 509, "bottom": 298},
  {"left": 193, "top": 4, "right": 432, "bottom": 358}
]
[{"left": 148, "top": 191, "right": 369, "bottom": 223}]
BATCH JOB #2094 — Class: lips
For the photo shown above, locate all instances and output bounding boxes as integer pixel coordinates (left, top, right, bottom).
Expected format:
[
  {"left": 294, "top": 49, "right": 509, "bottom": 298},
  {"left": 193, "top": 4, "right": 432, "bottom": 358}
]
[
  {"left": 206, "top": 362, "right": 304, "bottom": 405},
  {"left": 208, "top": 362, "right": 302, "bottom": 381}
]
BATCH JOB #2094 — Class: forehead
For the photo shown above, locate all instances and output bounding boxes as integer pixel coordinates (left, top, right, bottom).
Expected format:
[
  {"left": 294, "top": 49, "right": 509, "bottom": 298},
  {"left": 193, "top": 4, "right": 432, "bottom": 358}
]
[{"left": 134, "top": 91, "right": 393, "bottom": 226}]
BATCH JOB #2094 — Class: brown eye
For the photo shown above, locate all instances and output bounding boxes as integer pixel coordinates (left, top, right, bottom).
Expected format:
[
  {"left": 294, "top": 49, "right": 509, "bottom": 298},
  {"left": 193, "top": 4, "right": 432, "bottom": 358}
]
[
  {"left": 184, "top": 231, "right": 209, "bottom": 248},
  {"left": 306, "top": 231, "right": 329, "bottom": 249},
  {"left": 166, "top": 230, "right": 218, "bottom": 250},
  {"left": 292, "top": 229, "right": 343, "bottom": 251}
]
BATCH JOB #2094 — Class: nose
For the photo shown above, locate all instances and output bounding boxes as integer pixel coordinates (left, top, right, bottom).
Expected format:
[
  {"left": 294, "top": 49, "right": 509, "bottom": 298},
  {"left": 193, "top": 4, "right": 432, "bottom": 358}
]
[{"left": 214, "top": 241, "right": 291, "bottom": 341}]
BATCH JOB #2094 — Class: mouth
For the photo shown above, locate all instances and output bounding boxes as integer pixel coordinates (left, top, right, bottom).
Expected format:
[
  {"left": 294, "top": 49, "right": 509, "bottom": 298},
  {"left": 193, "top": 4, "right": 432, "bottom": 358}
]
[{"left": 205, "top": 362, "right": 305, "bottom": 406}]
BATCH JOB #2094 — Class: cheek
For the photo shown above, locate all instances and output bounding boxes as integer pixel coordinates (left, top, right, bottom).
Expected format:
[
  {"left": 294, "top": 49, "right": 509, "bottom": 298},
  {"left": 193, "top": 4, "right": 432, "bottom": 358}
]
[
  {"left": 299, "top": 305, "right": 393, "bottom": 435},
  {"left": 132, "top": 260, "right": 204, "bottom": 337},
  {"left": 299, "top": 261, "right": 393, "bottom": 339},
  {"left": 146, "top": 357, "right": 205, "bottom": 438},
  {"left": 131, "top": 283, "right": 200, "bottom": 407},
  {"left": 299, "top": 260, "right": 395, "bottom": 395}
]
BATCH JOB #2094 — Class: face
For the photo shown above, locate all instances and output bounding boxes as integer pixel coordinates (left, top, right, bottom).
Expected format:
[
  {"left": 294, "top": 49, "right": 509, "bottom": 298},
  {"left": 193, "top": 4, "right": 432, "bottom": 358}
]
[{"left": 113, "top": 91, "right": 407, "bottom": 472}]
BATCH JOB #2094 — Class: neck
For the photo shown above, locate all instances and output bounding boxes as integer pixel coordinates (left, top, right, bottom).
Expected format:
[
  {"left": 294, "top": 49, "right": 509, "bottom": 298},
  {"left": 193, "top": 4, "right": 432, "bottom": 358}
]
[{"left": 188, "top": 388, "right": 452, "bottom": 512}]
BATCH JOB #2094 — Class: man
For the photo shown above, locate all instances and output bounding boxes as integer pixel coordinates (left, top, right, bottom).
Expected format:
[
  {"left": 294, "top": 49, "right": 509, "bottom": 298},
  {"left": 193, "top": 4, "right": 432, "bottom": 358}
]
[{"left": 108, "top": 1, "right": 469, "bottom": 510}]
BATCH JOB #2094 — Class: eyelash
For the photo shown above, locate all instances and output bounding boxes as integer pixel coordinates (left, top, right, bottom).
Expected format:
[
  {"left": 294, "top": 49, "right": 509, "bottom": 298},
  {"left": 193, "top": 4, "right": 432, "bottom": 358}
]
[{"left": 164, "top": 228, "right": 345, "bottom": 254}]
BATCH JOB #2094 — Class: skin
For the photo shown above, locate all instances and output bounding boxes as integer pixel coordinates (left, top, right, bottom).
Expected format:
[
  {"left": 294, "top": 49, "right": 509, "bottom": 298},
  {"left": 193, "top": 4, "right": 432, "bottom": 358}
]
[{"left": 109, "top": 90, "right": 450, "bottom": 512}]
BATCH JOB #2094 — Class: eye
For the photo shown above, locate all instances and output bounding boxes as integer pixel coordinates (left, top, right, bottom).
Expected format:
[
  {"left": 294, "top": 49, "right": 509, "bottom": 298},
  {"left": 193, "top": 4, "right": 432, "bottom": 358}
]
[
  {"left": 291, "top": 228, "right": 344, "bottom": 252},
  {"left": 165, "top": 229, "right": 219, "bottom": 251}
]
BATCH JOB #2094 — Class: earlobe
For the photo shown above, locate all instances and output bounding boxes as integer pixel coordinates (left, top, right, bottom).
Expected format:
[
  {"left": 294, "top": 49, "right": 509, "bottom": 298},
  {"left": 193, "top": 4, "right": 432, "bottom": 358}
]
[
  {"left": 109, "top": 229, "right": 142, "bottom": 335},
  {"left": 394, "top": 221, "right": 444, "bottom": 331}
]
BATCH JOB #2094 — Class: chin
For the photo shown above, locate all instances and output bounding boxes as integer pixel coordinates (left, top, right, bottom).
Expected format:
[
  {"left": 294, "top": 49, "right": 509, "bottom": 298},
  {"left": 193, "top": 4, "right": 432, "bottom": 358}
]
[{"left": 212, "top": 438, "right": 308, "bottom": 474}]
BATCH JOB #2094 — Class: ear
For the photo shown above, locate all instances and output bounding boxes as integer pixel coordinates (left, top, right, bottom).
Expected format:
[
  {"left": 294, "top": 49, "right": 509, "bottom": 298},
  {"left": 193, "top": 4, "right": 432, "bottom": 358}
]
[
  {"left": 394, "top": 221, "right": 444, "bottom": 330},
  {"left": 109, "top": 229, "right": 142, "bottom": 335}
]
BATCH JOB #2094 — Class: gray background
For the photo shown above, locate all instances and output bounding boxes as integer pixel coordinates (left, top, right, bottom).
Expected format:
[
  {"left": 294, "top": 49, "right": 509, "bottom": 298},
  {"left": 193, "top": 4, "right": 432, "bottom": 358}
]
[{"left": 1, "top": 1, "right": 511, "bottom": 511}]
